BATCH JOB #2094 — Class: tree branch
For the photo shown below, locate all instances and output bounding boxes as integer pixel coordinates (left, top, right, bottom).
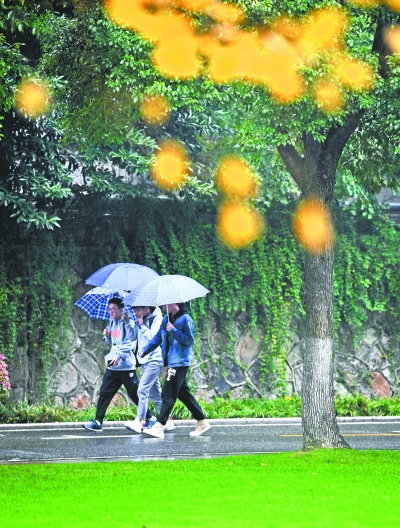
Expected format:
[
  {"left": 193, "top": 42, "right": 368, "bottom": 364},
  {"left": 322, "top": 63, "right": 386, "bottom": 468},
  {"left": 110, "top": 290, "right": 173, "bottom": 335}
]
[
  {"left": 324, "top": 108, "right": 366, "bottom": 173},
  {"left": 372, "top": 11, "right": 393, "bottom": 79},
  {"left": 277, "top": 143, "right": 305, "bottom": 191}
]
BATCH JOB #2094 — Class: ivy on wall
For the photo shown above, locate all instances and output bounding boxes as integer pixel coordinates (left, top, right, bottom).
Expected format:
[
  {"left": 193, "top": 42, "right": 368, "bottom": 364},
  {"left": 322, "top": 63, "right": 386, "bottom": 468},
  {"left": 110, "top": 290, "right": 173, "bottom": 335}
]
[
  {"left": 1, "top": 195, "right": 400, "bottom": 401},
  {"left": 334, "top": 210, "right": 400, "bottom": 352},
  {"left": 0, "top": 207, "right": 77, "bottom": 400}
]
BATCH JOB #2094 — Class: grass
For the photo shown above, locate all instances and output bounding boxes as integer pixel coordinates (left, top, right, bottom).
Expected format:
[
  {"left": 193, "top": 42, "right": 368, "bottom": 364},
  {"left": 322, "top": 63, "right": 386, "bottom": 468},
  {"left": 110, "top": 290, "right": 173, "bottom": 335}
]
[
  {"left": 2, "top": 450, "right": 400, "bottom": 527},
  {"left": 1, "top": 394, "right": 400, "bottom": 424}
]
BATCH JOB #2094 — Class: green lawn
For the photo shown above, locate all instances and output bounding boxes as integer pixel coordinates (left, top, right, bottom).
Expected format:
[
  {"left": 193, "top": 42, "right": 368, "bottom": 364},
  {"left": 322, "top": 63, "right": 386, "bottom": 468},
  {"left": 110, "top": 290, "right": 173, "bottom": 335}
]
[{"left": 2, "top": 450, "right": 400, "bottom": 527}]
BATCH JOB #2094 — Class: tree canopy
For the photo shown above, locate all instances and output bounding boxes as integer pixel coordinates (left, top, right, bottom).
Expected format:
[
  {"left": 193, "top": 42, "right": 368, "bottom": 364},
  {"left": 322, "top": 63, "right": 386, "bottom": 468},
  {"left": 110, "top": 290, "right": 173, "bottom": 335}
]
[{"left": 35, "top": 1, "right": 400, "bottom": 216}]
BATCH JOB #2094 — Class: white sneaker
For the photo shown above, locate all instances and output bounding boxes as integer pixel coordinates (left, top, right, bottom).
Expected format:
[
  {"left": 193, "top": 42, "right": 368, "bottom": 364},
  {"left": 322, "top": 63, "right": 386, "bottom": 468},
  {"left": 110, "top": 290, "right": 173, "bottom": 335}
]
[
  {"left": 189, "top": 419, "right": 211, "bottom": 437},
  {"left": 143, "top": 421, "right": 164, "bottom": 439},
  {"left": 125, "top": 417, "right": 143, "bottom": 433},
  {"left": 164, "top": 419, "right": 175, "bottom": 431}
]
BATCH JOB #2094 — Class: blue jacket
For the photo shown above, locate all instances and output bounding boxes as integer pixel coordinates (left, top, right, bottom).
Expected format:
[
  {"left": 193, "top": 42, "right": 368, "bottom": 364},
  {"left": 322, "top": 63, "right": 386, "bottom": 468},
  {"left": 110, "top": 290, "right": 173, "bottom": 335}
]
[{"left": 140, "top": 312, "right": 195, "bottom": 368}]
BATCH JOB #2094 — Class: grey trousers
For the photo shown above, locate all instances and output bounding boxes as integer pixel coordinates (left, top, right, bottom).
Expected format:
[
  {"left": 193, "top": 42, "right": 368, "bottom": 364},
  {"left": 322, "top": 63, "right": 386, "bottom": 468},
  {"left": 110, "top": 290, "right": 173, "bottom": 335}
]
[{"left": 137, "top": 361, "right": 163, "bottom": 421}]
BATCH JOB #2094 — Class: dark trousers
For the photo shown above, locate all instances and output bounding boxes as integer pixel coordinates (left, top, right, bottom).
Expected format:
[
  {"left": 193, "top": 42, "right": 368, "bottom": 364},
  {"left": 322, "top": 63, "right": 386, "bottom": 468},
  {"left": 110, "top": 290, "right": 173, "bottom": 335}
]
[
  {"left": 96, "top": 368, "right": 153, "bottom": 423},
  {"left": 157, "top": 366, "right": 206, "bottom": 425}
]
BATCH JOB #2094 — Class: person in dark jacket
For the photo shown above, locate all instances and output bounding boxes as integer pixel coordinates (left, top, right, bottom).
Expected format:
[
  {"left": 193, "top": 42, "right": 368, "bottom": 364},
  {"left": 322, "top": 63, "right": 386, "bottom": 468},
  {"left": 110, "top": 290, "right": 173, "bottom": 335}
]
[{"left": 138, "top": 302, "right": 211, "bottom": 439}]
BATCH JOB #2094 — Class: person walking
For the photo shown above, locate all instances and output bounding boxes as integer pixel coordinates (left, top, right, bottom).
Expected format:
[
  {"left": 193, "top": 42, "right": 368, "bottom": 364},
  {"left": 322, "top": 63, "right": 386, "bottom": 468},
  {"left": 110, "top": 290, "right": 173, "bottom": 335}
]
[
  {"left": 124, "top": 306, "right": 175, "bottom": 433},
  {"left": 83, "top": 297, "right": 154, "bottom": 432},
  {"left": 138, "top": 302, "right": 211, "bottom": 439}
]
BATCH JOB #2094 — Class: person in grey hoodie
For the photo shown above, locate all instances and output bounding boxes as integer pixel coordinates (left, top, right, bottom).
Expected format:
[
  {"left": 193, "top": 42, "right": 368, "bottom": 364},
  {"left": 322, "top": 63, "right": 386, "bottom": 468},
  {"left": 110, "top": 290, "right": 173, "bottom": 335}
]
[
  {"left": 125, "top": 306, "right": 175, "bottom": 433},
  {"left": 83, "top": 297, "right": 154, "bottom": 432}
]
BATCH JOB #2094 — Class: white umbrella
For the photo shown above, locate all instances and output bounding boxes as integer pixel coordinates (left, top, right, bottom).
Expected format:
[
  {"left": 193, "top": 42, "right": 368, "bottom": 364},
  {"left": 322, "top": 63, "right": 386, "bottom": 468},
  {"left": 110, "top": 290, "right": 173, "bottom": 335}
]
[{"left": 125, "top": 275, "right": 210, "bottom": 307}]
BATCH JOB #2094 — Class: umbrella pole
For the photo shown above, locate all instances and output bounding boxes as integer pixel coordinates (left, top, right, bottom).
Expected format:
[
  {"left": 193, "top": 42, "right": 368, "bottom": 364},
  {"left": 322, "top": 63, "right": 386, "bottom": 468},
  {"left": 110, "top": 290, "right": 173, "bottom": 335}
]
[{"left": 167, "top": 304, "right": 169, "bottom": 322}]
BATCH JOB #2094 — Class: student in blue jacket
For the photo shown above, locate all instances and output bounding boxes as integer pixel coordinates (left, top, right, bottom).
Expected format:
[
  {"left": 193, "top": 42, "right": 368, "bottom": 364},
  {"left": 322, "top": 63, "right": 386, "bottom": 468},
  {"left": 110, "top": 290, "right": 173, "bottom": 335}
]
[{"left": 138, "top": 302, "right": 211, "bottom": 439}]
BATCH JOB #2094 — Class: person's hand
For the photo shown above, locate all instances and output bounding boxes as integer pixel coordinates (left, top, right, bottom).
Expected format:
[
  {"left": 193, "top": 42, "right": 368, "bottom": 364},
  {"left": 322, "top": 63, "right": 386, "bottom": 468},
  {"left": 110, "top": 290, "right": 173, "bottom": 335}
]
[
  {"left": 136, "top": 316, "right": 143, "bottom": 325},
  {"left": 160, "top": 367, "right": 167, "bottom": 379},
  {"left": 137, "top": 350, "right": 143, "bottom": 358},
  {"left": 166, "top": 322, "right": 174, "bottom": 332},
  {"left": 103, "top": 326, "right": 111, "bottom": 337},
  {"left": 121, "top": 311, "right": 129, "bottom": 321},
  {"left": 109, "top": 358, "right": 119, "bottom": 366}
]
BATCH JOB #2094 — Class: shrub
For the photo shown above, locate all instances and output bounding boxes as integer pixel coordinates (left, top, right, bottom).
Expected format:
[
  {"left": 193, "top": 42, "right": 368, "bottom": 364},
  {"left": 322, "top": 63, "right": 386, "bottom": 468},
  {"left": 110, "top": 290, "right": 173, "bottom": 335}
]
[{"left": 0, "top": 354, "right": 10, "bottom": 400}]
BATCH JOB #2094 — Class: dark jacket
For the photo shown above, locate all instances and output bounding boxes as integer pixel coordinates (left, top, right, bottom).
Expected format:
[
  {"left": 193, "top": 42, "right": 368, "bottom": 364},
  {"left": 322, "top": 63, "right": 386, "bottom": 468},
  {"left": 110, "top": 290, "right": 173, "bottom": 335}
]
[{"left": 140, "top": 309, "right": 194, "bottom": 368}]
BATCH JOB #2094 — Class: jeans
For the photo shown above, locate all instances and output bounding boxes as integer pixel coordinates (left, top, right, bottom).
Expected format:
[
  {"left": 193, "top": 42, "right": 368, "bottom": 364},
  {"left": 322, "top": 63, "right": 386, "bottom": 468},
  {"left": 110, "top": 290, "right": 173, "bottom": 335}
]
[
  {"left": 96, "top": 368, "right": 153, "bottom": 423},
  {"left": 137, "top": 361, "right": 163, "bottom": 421},
  {"left": 157, "top": 366, "right": 206, "bottom": 425}
]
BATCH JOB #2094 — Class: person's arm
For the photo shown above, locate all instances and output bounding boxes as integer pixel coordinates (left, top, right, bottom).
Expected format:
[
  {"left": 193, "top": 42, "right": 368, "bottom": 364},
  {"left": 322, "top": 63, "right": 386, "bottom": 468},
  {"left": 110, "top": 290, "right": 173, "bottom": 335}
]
[
  {"left": 103, "top": 323, "right": 111, "bottom": 345},
  {"left": 140, "top": 312, "right": 162, "bottom": 342},
  {"left": 139, "top": 320, "right": 164, "bottom": 358},
  {"left": 169, "top": 315, "right": 194, "bottom": 347}
]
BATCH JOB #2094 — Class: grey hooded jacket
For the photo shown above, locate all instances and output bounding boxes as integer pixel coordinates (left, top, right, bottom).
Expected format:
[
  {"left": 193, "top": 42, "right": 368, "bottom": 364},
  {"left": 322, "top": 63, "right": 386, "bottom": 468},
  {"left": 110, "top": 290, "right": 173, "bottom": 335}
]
[
  {"left": 103, "top": 317, "right": 137, "bottom": 371},
  {"left": 132, "top": 307, "right": 163, "bottom": 366}
]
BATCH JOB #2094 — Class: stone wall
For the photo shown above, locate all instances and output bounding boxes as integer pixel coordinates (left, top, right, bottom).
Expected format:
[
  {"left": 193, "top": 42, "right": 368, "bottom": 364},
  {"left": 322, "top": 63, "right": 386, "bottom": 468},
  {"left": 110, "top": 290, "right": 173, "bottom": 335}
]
[{"left": 28, "top": 303, "right": 400, "bottom": 409}]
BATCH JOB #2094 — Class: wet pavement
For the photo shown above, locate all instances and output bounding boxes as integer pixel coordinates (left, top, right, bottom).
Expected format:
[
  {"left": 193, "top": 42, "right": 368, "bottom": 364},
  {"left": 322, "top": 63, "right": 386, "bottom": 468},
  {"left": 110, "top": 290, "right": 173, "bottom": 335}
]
[{"left": 1, "top": 417, "right": 399, "bottom": 464}]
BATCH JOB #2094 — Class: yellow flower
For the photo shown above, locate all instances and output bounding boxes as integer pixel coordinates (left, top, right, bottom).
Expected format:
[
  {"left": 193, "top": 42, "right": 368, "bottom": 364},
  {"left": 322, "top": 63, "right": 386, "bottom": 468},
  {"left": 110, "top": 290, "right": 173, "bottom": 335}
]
[
  {"left": 14, "top": 79, "right": 52, "bottom": 119},
  {"left": 292, "top": 197, "right": 334, "bottom": 255},
  {"left": 217, "top": 201, "right": 265, "bottom": 249},
  {"left": 215, "top": 156, "right": 258, "bottom": 200},
  {"left": 140, "top": 95, "right": 171, "bottom": 125},
  {"left": 151, "top": 139, "right": 190, "bottom": 191}
]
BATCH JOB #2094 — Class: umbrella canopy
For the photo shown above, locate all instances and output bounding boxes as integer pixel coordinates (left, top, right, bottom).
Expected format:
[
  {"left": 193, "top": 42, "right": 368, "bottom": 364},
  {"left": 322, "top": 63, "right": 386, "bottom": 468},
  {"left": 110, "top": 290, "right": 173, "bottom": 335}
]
[
  {"left": 85, "top": 263, "right": 159, "bottom": 291},
  {"left": 74, "top": 287, "right": 137, "bottom": 321},
  {"left": 125, "top": 275, "right": 210, "bottom": 307}
]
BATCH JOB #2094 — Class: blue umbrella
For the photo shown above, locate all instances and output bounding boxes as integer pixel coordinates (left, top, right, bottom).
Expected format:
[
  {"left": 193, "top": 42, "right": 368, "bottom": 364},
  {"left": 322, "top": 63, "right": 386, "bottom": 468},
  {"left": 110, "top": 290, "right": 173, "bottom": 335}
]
[
  {"left": 85, "top": 263, "right": 159, "bottom": 291},
  {"left": 74, "top": 287, "right": 137, "bottom": 321}
]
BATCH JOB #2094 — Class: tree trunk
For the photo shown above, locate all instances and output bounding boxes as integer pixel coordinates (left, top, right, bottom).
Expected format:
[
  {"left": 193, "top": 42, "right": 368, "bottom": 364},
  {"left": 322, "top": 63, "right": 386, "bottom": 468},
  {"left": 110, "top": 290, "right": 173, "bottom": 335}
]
[
  {"left": 302, "top": 251, "right": 350, "bottom": 449},
  {"left": 277, "top": 121, "right": 365, "bottom": 449}
]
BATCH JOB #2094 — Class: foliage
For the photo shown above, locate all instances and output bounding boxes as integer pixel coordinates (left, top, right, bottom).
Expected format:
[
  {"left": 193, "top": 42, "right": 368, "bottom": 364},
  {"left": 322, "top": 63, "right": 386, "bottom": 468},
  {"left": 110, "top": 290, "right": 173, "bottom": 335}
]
[
  {"left": 62, "top": 194, "right": 306, "bottom": 395},
  {"left": 0, "top": 353, "right": 10, "bottom": 399},
  {"left": 0, "top": 2, "right": 153, "bottom": 229},
  {"left": 2, "top": 193, "right": 400, "bottom": 401},
  {"left": 0, "top": 219, "right": 77, "bottom": 400},
  {"left": 4, "top": 393, "right": 400, "bottom": 423},
  {"left": 36, "top": 4, "right": 236, "bottom": 171},
  {"left": 334, "top": 206, "right": 400, "bottom": 349},
  {"left": 334, "top": 393, "right": 400, "bottom": 417},
  {"left": 172, "top": 395, "right": 303, "bottom": 419},
  {"left": 0, "top": 3, "right": 77, "bottom": 228},
  {"left": 5, "top": 0, "right": 399, "bottom": 232},
  {"left": 0, "top": 268, "right": 21, "bottom": 361},
  {"left": 0, "top": 112, "right": 77, "bottom": 228}
]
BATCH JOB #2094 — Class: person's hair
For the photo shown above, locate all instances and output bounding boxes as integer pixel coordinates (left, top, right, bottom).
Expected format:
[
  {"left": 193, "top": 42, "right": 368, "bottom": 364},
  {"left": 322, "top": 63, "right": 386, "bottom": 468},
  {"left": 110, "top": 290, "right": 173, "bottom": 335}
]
[
  {"left": 108, "top": 297, "right": 124, "bottom": 308},
  {"left": 177, "top": 302, "right": 189, "bottom": 311},
  {"left": 135, "top": 306, "right": 156, "bottom": 313}
]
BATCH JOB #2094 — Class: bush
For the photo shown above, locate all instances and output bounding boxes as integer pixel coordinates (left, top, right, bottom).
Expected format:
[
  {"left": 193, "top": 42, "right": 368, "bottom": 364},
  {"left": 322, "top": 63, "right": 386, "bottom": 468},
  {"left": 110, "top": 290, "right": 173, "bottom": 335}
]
[
  {"left": 1, "top": 394, "right": 400, "bottom": 424},
  {"left": 0, "top": 354, "right": 10, "bottom": 400}
]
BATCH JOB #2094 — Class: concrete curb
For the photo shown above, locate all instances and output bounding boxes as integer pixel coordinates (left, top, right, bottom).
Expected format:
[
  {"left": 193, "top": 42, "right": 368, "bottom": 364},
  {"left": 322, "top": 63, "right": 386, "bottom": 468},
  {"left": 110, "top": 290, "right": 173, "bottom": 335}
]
[{"left": 1, "top": 415, "right": 400, "bottom": 430}]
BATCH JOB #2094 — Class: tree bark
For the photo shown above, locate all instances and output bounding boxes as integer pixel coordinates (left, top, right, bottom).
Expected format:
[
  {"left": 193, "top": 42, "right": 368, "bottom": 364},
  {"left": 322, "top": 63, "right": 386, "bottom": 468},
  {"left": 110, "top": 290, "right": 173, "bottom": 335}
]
[
  {"left": 278, "top": 116, "right": 364, "bottom": 449},
  {"left": 302, "top": 251, "right": 350, "bottom": 449}
]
